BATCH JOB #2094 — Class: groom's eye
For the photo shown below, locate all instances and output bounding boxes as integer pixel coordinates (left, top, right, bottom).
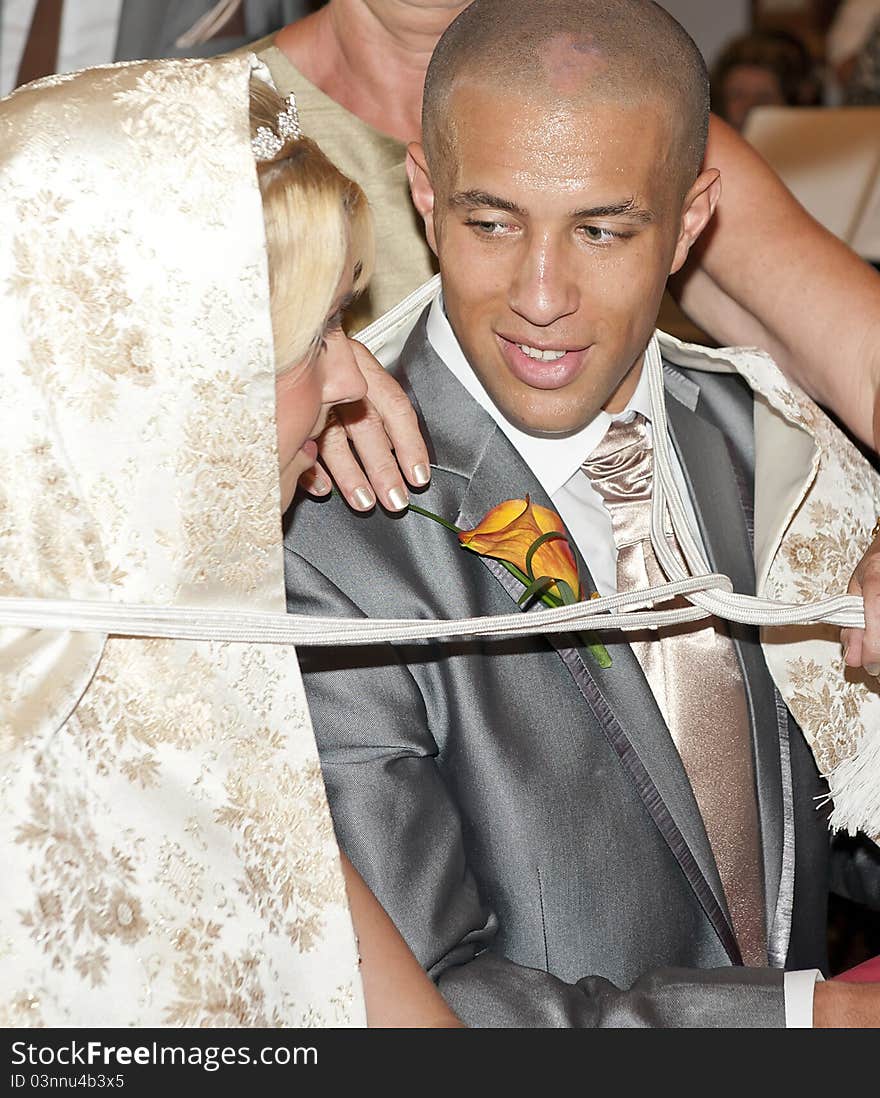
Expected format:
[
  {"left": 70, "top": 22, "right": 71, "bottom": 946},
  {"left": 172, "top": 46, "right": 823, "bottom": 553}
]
[
  {"left": 464, "top": 217, "right": 513, "bottom": 237},
  {"left": 579, "top": 224, "right": 633, "bottom": 245}
]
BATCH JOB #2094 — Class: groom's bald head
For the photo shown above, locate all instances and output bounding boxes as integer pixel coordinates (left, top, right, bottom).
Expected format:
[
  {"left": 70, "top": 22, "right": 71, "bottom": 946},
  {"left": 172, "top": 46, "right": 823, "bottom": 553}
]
[
  {"left": 408, "top": 0, "right": 721, "bottom": 437},
  {"left": 422, "top": 0, "right": 710, "bottom": 194}
]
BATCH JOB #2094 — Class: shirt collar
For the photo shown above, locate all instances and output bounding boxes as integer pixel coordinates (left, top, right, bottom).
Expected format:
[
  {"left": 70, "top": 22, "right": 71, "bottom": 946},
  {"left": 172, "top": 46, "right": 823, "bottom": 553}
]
[{"left": 426, "top": 295, "right": 653, "bottom": 497}]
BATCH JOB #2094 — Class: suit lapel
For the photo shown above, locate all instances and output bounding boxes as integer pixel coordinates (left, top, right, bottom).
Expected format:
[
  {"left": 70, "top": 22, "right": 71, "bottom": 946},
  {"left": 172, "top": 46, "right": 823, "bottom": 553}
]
[
  {"left": 665, "top": 384, "right": 785, "bottom": 949},
  {"left": 459, "top": 422, "right": 742, "bottom": 959},
  {"left": 397, "top": 327, "right": 742, "bottom": 960}
]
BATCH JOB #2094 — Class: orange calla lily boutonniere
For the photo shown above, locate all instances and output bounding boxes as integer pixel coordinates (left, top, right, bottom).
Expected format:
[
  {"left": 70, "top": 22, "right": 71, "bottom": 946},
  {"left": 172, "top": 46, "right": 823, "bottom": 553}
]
[
  {"left": 458, "top": 497, "right": 582, "bottom": 602},
  {"left": 409, "top": 495, "right": 611, "bottom": 668}
]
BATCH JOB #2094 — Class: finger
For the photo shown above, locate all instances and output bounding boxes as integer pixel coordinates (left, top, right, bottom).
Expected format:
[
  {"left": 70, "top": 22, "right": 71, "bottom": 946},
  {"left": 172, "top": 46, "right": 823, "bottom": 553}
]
[
  {"left": 315, "top": 415, "right": 376, "bottom": 511},
  {"left": 858, "top": 556, "right": 880, "bottom": 675},
  {"left": 842, "top": 626, "right": 863, "bottom": 670},
  {"left": 352, "top": 340, "right": 431, "bottom": 488},
  {"left": 843, "top": 570, "right": 863, "bottom": 668},
  {"left": 336, "top": 398, "right": 410, "bottom": 511},
  {"left": 298, "top": 463, "right": 332, "bottom": 497}
]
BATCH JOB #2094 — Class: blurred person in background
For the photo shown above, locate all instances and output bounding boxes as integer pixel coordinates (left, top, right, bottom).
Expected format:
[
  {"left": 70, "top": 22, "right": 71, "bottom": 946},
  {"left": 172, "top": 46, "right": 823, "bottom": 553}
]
[
  {"left": 711, "top": 29, "right": 821, "bottom": 132},
  {"left": 1, "top": 0, "right": 312, "bottom": 97},
  {"left": 845, "top": 14, "right": 880, "bottom": 102},
  {"left": 827, "top": 0, "right": 880, "bottom": 93}
]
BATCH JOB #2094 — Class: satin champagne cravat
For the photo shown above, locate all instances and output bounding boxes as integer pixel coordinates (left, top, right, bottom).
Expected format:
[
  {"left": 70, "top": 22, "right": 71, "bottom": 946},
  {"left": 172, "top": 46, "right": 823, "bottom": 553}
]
[
  {"left": 583, "top": 414, "right": 767, "bottom": 966},
  {"left": 16, "top": 0, "right": 65, "bottom": 89}
]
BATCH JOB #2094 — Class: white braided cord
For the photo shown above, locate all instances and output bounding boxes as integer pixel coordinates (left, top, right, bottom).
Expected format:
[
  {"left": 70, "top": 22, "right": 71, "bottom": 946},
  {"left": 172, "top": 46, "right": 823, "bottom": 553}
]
[
  {"left": 0, "top": 307, "right": 865, "bottom": 644},
  {"left": 0, "top": 571, "right": 863, "bottom": 646}
]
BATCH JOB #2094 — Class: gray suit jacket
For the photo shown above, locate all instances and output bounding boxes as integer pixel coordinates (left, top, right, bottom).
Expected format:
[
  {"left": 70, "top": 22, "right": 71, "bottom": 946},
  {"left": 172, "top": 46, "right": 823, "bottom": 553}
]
[
  {"left": 114, "top": 0, "right": 311, "bottom": 61},
  {"left": 285, "top": 315, "right": 880, "bottom": 1027}
]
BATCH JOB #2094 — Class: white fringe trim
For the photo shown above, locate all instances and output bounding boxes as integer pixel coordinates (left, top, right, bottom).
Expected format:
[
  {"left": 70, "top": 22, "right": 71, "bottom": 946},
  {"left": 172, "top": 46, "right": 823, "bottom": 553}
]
[{"left": 826, "top": 728, "right": 880, "bottom": 840}]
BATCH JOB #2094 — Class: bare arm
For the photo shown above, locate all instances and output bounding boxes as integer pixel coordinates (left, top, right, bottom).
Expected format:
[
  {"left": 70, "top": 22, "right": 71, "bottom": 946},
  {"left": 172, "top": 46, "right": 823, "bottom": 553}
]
[
  {"left": 814, "top": 980, "right": 880, "bottom": 1027},
  {"left": 340, "top": 851, "right": 463, "bottom": 1028},
  {"left": 672, "top": 114, "right": 880, "bottom": 450}
]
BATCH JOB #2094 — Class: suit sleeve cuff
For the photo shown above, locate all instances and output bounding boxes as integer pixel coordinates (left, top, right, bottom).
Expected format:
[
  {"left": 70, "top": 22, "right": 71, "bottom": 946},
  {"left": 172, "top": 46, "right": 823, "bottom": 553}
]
[{"left": 784, "top": 968, "right": 824, "bottom": 1028}]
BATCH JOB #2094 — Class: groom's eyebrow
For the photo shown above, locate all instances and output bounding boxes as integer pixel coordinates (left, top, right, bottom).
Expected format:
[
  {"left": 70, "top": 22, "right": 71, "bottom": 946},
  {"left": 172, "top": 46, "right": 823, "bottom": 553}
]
[
  {"left": 449, "top": 190, "right": 525, "bottom": 215},
  {"left": 570, "top": 197, "right": 655, "bottom": 223}
]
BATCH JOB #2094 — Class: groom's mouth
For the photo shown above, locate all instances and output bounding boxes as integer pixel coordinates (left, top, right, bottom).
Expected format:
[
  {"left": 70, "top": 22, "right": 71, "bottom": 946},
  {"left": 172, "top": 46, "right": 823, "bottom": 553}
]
[{"left": 496, "top": 334, "right": 590, "bottom": 390}]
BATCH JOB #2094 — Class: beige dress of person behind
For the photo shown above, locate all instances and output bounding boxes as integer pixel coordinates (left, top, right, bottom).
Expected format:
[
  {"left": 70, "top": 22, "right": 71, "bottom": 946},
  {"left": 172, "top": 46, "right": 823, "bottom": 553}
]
[
  {"left": 0, "top": 54, "right": 365, "bottom": 1027},
  {"left": 257, "top": 41, "right": 437, "bottom": 333}
]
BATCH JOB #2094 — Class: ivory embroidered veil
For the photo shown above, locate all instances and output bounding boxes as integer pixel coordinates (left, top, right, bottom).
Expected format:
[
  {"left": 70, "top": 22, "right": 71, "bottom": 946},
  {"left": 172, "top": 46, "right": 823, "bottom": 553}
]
[{"left": 0, "top": 54, "right": 364, "bottom": 1026}]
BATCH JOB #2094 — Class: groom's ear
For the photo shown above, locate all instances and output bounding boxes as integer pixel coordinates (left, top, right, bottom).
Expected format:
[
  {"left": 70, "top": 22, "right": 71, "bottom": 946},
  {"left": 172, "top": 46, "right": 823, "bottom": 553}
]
[
  {"left": 407, "top": 143, "right": 439, "bottom": 255},
  {"left": 669, "top": 168, "right": 722, "bottom": 276}
]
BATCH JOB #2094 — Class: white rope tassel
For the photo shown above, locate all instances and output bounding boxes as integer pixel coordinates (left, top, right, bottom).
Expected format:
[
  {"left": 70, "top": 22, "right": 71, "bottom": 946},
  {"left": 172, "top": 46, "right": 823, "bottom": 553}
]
[{"left": 823, "top": 729, "right": 880, "bottom": 837}]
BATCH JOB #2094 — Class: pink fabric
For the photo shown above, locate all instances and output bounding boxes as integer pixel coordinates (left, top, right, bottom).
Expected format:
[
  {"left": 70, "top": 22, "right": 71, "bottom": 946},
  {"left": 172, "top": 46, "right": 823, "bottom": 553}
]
[{"left": 835, "top": 955, "right": 880, "bottom": 982}]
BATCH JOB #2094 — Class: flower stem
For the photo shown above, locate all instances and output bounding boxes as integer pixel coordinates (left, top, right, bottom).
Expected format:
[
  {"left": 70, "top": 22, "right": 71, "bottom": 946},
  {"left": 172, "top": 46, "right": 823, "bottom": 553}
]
[{"left": 406, "top": 502, "right": 463, "bottom": 534}]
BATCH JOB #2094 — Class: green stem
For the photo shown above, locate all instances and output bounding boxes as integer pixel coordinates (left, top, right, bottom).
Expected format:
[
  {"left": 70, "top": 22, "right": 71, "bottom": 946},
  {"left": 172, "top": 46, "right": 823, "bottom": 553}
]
[
  {"left": 525, "top": 530, "right": 567, "bottom": 582},
  {"left": 580, "top": 632, "right": 613, "bottom": 669},
  {"left": 555, "top": 579, "right": 612, "bottom": 669},
  {"left": 406, "top": 502, "right": 463, "bottom": 534},
  {"left": 480, "top": 560, "right": 611, "bottom": 668}
]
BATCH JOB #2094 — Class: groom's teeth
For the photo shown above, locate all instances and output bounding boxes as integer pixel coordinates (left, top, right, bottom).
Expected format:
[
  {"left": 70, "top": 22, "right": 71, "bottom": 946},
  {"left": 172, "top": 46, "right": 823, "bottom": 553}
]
[{"left": 517, "top": 344, "right": 567, "bottom": 361}]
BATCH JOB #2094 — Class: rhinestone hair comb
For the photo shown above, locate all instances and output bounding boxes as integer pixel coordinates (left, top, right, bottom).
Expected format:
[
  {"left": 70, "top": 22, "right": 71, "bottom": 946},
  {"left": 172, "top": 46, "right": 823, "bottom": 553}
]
[{"left": 252, "top": 93, "right": 302, "bottom": 161}]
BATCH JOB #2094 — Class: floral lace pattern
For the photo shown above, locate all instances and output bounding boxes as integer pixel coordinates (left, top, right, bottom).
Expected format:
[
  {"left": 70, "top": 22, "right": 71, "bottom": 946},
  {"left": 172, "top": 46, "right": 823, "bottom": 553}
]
[
  {"left": 660, "top": 333, "right": 880, "bottom": 841},
  {"left": 0, "top": 58, "right": 364, "bottom": 1025}
]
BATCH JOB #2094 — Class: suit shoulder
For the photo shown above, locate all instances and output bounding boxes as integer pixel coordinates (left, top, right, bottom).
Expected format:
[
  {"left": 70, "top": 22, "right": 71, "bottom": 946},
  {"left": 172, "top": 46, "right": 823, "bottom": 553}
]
[{"left": 665, "top": 358, "right": 755, "bottom": 427}]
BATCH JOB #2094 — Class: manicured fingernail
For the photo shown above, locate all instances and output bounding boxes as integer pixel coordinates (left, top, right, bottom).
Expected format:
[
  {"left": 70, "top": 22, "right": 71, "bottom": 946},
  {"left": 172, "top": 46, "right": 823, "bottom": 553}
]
[
  {"left": 411, "top": 463, "right": 430, "bottom": 486},
  {"left": 353, "top": 487, "right": 375, "bottom": 510},
  {"left": 388, "top": 486, "right": 409, "bottom": 511},
  {"left": 310, "top": 478, "right": 331, "bottom": 495},
  {"left": 865, "top": 663, "right": 880, "bottom": 677}
]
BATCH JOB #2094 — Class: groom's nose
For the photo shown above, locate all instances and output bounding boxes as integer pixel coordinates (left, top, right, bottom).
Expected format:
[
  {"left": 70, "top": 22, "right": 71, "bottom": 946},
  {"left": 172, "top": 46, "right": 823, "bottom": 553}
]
[{"left": 507, "top": 232, "right": 579, "bottom": 329}]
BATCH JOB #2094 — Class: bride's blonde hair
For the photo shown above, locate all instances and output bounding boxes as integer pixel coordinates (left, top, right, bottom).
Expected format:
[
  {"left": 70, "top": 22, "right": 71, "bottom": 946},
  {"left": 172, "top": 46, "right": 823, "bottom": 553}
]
[{"left": 250, "top": 80, "right": 374, "bottom": 374}]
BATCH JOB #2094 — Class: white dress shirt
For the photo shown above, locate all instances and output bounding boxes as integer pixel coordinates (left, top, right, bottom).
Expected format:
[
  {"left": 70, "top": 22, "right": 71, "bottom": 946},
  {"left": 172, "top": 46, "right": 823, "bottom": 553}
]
[
  {"left": 425, "top": 295, "right": 822, "bottom": 1026},
  {"left": 2, "top": 0, "right": 125, "bottom": 98},
  {"left": 426, "top": 296, "right": 701, "bottom": 597}
]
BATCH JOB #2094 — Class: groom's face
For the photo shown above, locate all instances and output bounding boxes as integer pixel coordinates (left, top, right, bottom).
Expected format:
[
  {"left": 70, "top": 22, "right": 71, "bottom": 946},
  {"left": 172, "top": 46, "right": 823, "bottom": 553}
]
[{"left": 410, "top": 84, "right": 716, "bottom": 435}]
